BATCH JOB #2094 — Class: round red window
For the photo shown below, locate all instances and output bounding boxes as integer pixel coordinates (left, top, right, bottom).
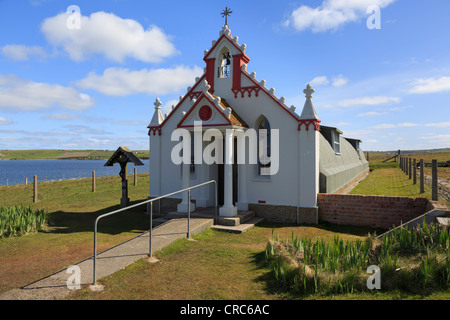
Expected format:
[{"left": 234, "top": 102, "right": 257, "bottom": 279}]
[{"left": 199, "top": 105, "right": 212, "bottom": 121}]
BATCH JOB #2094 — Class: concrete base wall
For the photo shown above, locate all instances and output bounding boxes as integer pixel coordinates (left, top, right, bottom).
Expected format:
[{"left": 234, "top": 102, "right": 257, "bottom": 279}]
[
  {"left": 248, "top": 203, "right": 318, "bottom": 224},
  {"left": 147, "top": 196, "right": 183, "bottom": 214}
]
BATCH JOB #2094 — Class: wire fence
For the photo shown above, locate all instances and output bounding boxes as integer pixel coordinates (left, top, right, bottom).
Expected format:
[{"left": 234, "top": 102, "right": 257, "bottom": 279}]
[{"left": 399, "top": 155, "right": 450, "bottom": 202}]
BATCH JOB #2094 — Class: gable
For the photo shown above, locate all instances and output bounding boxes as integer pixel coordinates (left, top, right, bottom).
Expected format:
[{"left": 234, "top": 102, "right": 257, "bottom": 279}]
[
  {"left": 203, "top": 26, "right": 248, "bottom": 62},
  {"left": 177, "top": 93, "right": 247, "bottom": 129}
]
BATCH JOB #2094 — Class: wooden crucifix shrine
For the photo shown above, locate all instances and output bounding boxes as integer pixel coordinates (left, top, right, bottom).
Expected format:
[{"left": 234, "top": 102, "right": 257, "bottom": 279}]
[{"left": 104, "top": 146, "right": 144, "bottom": 208}]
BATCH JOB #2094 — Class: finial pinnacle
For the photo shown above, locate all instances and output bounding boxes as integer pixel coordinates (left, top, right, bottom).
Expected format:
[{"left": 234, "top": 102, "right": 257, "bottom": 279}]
[
  {"left": 303, "top": 83, "right": 315, "bottom": 98},
  {"left": 154, "top": 97, "right": 162, "bottom": 108}
]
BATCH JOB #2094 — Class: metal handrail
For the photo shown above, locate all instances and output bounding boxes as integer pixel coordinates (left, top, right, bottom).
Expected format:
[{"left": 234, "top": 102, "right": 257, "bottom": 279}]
[{"left": 93, "top": 180, "right": 217, "bottom": 285}]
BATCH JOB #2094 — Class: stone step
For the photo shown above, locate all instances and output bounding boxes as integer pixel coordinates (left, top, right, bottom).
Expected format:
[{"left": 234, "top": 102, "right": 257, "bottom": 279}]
[
  {"left": 216, "top": 211, "right": 255, "bottom": 226},
  {"left": 211, "top": 217, "right": 265, "bottom": 234},
  {"left": 436, "top": 217, "right": 450, "bottom": 227}
]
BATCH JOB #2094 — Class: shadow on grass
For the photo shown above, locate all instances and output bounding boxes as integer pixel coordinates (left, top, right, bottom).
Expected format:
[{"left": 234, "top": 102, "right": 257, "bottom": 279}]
[
  {"left": 43, "top": 199, "right": 152, "bottom": 236},
  {"left": 254, "top": 220, "right": 386, "bottom": 237}
]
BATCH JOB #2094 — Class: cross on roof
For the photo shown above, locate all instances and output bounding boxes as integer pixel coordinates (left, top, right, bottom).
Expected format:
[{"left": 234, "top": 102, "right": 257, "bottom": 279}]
[{"left": 221, "top": 7, "right": 232, "bottom": 26}]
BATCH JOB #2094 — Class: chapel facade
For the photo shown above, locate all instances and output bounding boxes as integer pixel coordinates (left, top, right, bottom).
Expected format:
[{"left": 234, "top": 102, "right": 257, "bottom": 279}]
[{"left": 147, "top": 25, "right": 368, "bottom": 223}]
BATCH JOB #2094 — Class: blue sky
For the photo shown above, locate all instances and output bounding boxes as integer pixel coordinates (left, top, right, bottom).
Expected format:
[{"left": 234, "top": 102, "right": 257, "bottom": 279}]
[{"left": 0, "top": 0, "right": 449, "bottom": 152}]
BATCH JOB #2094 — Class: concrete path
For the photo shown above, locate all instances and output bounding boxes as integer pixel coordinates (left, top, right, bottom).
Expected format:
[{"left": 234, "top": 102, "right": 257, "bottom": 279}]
[{"left": 0, "top": 217, "right": 213, "bottom": 300}]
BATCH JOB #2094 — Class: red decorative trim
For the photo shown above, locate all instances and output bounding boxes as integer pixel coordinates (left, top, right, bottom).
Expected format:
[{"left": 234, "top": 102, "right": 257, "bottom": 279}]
[
  {"left": 203, "top": 33, "right": 250, "bottom": 63},
  {"left": 205, "top": 58, "right": 215, "bottom": 93},
  {"left": 297, "top": 119, "right": 321, "bottom": 132},
  {"left": 232, "top": 53, "right": 250, "bottom": 90},
  {"left": 148, "top": 127, "right": 161, "bottom": 136},
  {"left": 188, "top": 91, "right": 202, "bottom": 100},
  {"left": 178, "top": 123, "right": 232, "bottom": 128},
  {"left": 232, "top": 86, "right": 260, "bottom": 98},
  {"left": 177, "top": 93, "right": 232, "bottom": 128},
  {"left": 241, "top": 72, "right": 300, "bottom": 122},
  {"left": 151, "top": 74, "right": 206, "bottom": 132}
]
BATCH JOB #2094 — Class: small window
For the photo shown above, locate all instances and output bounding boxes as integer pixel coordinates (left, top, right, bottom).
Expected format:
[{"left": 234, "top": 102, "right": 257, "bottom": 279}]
[
  {"left": 333, "top": 131, "right": 341, "bottom": 154},
  {"left": 190, "top": 133, "right": 195, "bottom": 174},
  {"left": 218, "top": 50, "right": 231, "bottom": 78},
  {"left": 257, "top": 117, "right": 271, "bottom": 175}
]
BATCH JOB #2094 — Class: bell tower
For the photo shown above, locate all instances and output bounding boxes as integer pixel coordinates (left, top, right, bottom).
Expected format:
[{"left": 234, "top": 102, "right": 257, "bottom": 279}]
[{"left": 203, "top": 17, "right": 250, "bottom": 99}]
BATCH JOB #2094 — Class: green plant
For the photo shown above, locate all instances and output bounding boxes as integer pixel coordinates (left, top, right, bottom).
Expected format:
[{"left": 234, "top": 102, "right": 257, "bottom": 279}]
[
  {"left": 265, "top": 224, "right": 450, "bottom": 296},
  {"left": 0, "top": 205, "right": 47, "bottom": 237}
]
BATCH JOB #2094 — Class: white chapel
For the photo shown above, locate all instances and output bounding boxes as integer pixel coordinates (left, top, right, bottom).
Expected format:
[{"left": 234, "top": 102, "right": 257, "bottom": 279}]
[{"left": 147, "top": 24, "right": 368, "bottom": 224}]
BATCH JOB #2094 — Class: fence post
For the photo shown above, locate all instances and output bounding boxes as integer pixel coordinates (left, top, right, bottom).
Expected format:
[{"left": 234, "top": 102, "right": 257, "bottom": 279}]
[
  {"left": 134, "top": 167, "right": 137, "bottom": 186},
  {"left": 33, "top": 175, "right": 38, "bottom": 202},
  {"left": 432, "top": 159, "right": 438, "bottom": 201},
  {"left": 187, "top": 189, "right": 191, "bottom": 239},
  {"left": 25, "top": 177, "right": 28, "bottom": 186},
  {"left": 409, "top": 158, "right": 412, "bottom": 179},
  {"left": 404, "top": 157, "right": 407, "bottom": 173},
  {"left": 420, "top": 159, "right": 424, "bottom": 194},
  {"left": 92, "top": 171, "right": 96, "bottom": 192},
  {"left": 413, "top": 159, "right": 417, "bottom": 185}
]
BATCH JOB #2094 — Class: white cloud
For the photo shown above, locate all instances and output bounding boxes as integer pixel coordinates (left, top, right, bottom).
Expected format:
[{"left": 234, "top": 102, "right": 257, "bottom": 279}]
[
  {"left": 332, "top": 74, "right": 348, "bottom": 87},
  {"left": 357, "top": 111, "right": 388, "bottom": 117},
  {"left": 326, "top": 121, "right": 351, "bottom": 127},
  {"left": 310, "top": 76, "right": 329, "bottom": 86},
  {"left": 64, "top": 124, "right": 110, "bottom": 135},
  {"left": 398, "top": 122, "right": 419, "bottom": 127},
  {"left": 44, "top": 113, "right": 81, "bottom": 121},
  {"left": 41, "top": 11, "right": 177, "bottom": 63},
  {"left": 1, "top": 45, "right": 46, "bottom": 61},
  {"left": 112, "top": 120, "right": 149, "bottom": 126},
  {"left": 371, "top": 122, "right": 450, "bottom": 130},
  {"left": 77, "top": 66, "right": 203, "bottom": 96},
  {"left": 284, "top": 0, "right": 396, "bottom": 32},
  {"left": 371, "top": 123, "right": 396, "bottom": 129},
  {"left": 0, "top": 116, "right": 13, "bottom": 125},
  {"left": 425, "top": 122, "right": 450, "bottom": 128},
  {"left": 337, "top": 96, "right": 400, "bottom": 107},
  {"left": 407, "top": 76, "right": 450, "bottom": 94},
  {"left": 310, "top": 75, "right": 348, "bottom": 87},
  {"left": 419, "top": 134, "right": 450, "bottom": 148},
  {"left": 0, "top": 74, "right": 95, "bottom": 111}
]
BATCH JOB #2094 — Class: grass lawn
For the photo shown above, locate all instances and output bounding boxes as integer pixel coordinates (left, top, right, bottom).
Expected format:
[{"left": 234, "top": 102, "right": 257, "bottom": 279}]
[
  {"left": 1, "top": 157, "right": 449, "bottom": 300},
  {"left": 350, "top": 164, "right": 432, "bottom": 198},
  {"left": 69, "top": 223, "right": 377, "bottom": 300},
  {"left": 0, "top": 173, "right": 151, "bottom": 294}
]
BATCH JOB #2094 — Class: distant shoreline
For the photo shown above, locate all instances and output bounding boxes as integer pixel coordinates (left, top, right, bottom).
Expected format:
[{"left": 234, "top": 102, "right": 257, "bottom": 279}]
[
  {"left": 0, "top": 149, "right": 149, "bottom": 161},
  {"left": 0, "top": 157, "right": 150, "bottom": 161}
]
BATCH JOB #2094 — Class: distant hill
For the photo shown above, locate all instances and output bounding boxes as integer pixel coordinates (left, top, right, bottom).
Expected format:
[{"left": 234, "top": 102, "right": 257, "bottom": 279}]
[
  {"left": 0, "top": 149, "right": 149, "bottom": 160},
  {"left": 366, "top": 148, "right": 450, "bottom": 163}
]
